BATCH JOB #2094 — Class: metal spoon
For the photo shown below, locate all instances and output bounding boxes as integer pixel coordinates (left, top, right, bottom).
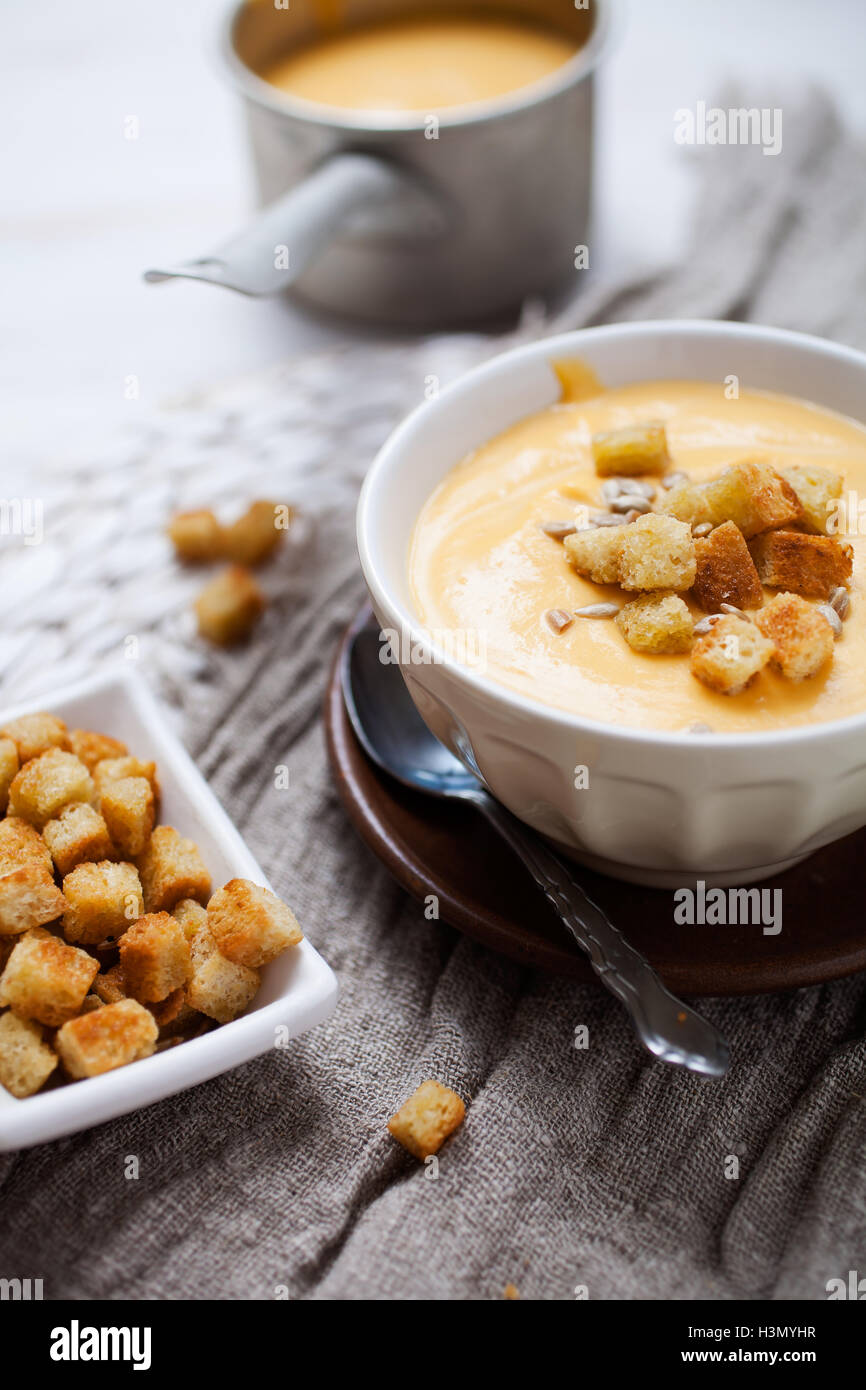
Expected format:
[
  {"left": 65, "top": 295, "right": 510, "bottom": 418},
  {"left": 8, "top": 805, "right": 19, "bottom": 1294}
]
[{"left": 342, "top": 615, "right": 730, "bottom": 1078}]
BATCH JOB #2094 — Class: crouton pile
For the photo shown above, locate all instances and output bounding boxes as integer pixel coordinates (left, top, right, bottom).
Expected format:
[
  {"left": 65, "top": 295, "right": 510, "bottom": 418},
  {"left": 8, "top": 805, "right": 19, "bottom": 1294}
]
[
  {"left": 547, "top": 423, "right": 854, "bottom": 696},
  {"left": 0, "top": 712, "right": 302, "bottom": 1099},
  {"left": 168, "top": 499, "right": 292, "bottom": 647}
]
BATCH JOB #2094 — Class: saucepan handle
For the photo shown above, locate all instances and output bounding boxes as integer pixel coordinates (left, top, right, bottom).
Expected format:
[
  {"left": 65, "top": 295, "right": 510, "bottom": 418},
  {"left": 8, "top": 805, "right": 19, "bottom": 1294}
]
[{"left": 144, "top": 151, "right": 443, "bottom": 297}]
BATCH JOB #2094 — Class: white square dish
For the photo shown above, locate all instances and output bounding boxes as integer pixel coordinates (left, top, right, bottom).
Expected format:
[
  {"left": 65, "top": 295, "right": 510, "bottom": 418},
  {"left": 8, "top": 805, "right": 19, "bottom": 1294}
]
[{"left": 0, "top": 669, "right": 338, "bottom": 1151}]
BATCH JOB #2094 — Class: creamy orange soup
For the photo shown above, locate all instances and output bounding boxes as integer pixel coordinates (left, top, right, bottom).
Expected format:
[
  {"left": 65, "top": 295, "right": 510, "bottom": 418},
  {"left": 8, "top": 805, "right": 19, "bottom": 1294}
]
[
  {"left": 259, "top": 12, "right": 580, "bottom": 113},
  {"left": 409, "top": 376, "right": 866, "bottom": 733}
]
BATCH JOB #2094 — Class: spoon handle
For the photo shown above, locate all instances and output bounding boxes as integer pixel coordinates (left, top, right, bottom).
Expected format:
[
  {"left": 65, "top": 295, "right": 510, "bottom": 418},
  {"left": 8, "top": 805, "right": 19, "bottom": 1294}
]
[{"left": 473, "top": 794, "right": 730, "bottom": 1077}]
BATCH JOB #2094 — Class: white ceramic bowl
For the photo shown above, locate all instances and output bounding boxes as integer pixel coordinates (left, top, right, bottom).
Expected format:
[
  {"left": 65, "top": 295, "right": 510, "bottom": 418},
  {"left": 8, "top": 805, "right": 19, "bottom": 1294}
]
[
  {"left": 0, "top": 671, "right": 337, "bottom": 1151},
  {"left": 357, "top": 320, "right": 866, "bottom": 888}
]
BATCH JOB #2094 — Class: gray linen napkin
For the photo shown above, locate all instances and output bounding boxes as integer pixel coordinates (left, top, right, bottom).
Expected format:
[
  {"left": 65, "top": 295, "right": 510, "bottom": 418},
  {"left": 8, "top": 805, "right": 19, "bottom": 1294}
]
[{"left": 1, "top": 92, "right": 865, "bottom": 1301}]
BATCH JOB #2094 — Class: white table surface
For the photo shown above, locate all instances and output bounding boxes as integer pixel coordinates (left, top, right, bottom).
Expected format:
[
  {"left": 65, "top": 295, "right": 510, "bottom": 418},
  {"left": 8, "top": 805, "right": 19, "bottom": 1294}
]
[{"left": 2, "top": 0, "right": 864, "bottom": 460}]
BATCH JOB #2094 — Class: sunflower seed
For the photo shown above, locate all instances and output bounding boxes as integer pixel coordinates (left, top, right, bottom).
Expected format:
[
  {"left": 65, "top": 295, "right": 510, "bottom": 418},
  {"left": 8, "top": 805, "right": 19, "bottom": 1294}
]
[
  {"left": 601, "top": 479, "right": 625, "bottom": 503},
  {"left": 612, "top": 494, "right": 653, "bottom": 514},
  {"left": 541, "top": 520, "right": 577, "bottom": 540},
  {"left": 818, "top": 603, "right": 843, "bottom": 638},
  {"left": 829, "top": 586, "right": 850, "bottom": 619},
  {"left": 720, "top": 603, "right": 752, "bottom": 621},
  {"left": 573, "top": 603, "right": 620, "bottom": 619},
  {"left": 545, "top": 608, "right": 574, "bottom": 634},
  {"left": 693, "top": 614, "right": 722, "bottom": 635},
  {"left": 692, "top": 522, "right": 714, "bottom": 537},
  {"left": 614, "top": 477, "right": 655, "bottom": 500},
  {"left": 590, "top": 511, "right": 630, "bottom": 527},
  {"left": 661, "top": 470, "right": 690, "bottom": 489},
  {"left": 623, "top": 509, "right": 642, "bottom": 524}
]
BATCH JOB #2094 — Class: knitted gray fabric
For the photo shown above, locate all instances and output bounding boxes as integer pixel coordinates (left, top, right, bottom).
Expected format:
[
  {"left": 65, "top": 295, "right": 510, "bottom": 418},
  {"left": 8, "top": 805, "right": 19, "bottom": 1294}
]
[{"left": 1, "top": 92, "right": 865, "bottom": 1300}]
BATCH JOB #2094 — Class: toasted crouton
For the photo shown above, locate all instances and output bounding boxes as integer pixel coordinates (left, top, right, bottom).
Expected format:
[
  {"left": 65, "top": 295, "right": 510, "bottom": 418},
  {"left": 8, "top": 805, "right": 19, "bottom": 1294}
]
[
  {"left": 188, "top": 918, "right": 218, "bottom": 971},
  {"left": 692, "top": 521, "right": 764, "bottom": 611},
  {"left": 0, "top": 927, "right": 98, "bottom": 1026},
  {"left": 55, "top": 997, "right": 158, "bottom": 1079},
  {"left": 615, "top": 593, "right": 694, "bottom": 654},
  {"left": 7, "top": 748, "right": 95, "bottom": 829},
  {"left": 781, "top": 465, "right": 843, "bottom": 535},
  {"left": 43, "top": 803, "right": 114, "bottom": 877},
  {"left": 755, "top": 592, "right": 835, "bottom": 680},
  {"left": 0, "top": 864, "right": 67, "bottom": 936},
  {"left": 0, "top": 738, "right": 19, "bottom": 813},
  {"left": 93, "top": 756, "right": 160, "bottom": 804},
  {"left": 99, "top": 776, "right": 154, "bottom": 858},
  {"left": 194, "top": 565, "right": 265, "bottom": 646},
  {"left": 223, "top": 501, "right": 288, "bottom": 567},
  {"left": 748, "top": 531, "right": 853, "bottom": 599},
  {"left": 690, "top": 614, "right": 774, "bottom": 695},
  {"left": 563, "top": 526, "right": 624, "bottom": 584},
  {"left": 0, "top": 1011, "right": 58, "bottom": 1097},
  {"left": 67, "top": 729, "right": 128, "bottom": 773},
  {"left": 387, "top": 1079, "right": 466, "bottom": 1160},
  {"left": 92, "top": 963, "right": 128, "bottom": 1005},
  {"left": 704, "top": 461, "right": 802, "bottom": 536},
  {"left": 186, "top": 923, "right": 260, "bottom": 1023},
  {"left": 152, "top": 997, "right": 202, "bottom": 1041},
  {"left": 657, "top": 480, "right": 716, "bottom": 529},
  {"left": 0, "top": 817, "right": 53, "bottom": 875},
  {"left": 147, "top": 987, "right": 187, "bottom": 1027},
  {"left": 207, "top": 879, "right": 302, "bottom": 968},
  {"left": 618, "top": 514, "right": 696, "bottom": 592},
  {"left": 187, "top": 951, "right": 258, "bottom": 1023},
  {"left": 591, "top": 422, "right": 670, "bottom": 477},
  {"left": 167, "top": 508, "right": 225, "bottom": 563},
  {"left": 662, "top": 462, "right": 802, "bottom": 537},
  {"left": 172, "top": 897, "right": 208, "bottom": 941},
  {"left": 62, "top": 860, "right": 143, "bottom": 945},
  {"left": 119, "top": 912, "right": 192, "bottom": 1003},
  {"left": 137, "top": 826, "right": 211, "bottom": 913},
  {"left": 0, "top": 713, "right": 68, "bottom": 763}
]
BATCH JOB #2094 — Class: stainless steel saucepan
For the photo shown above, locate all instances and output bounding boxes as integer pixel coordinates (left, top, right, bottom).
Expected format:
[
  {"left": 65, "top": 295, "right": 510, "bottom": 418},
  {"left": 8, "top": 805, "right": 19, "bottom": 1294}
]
[{"left": 145, "top": 0, "right": 612, "bottom": 328}]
